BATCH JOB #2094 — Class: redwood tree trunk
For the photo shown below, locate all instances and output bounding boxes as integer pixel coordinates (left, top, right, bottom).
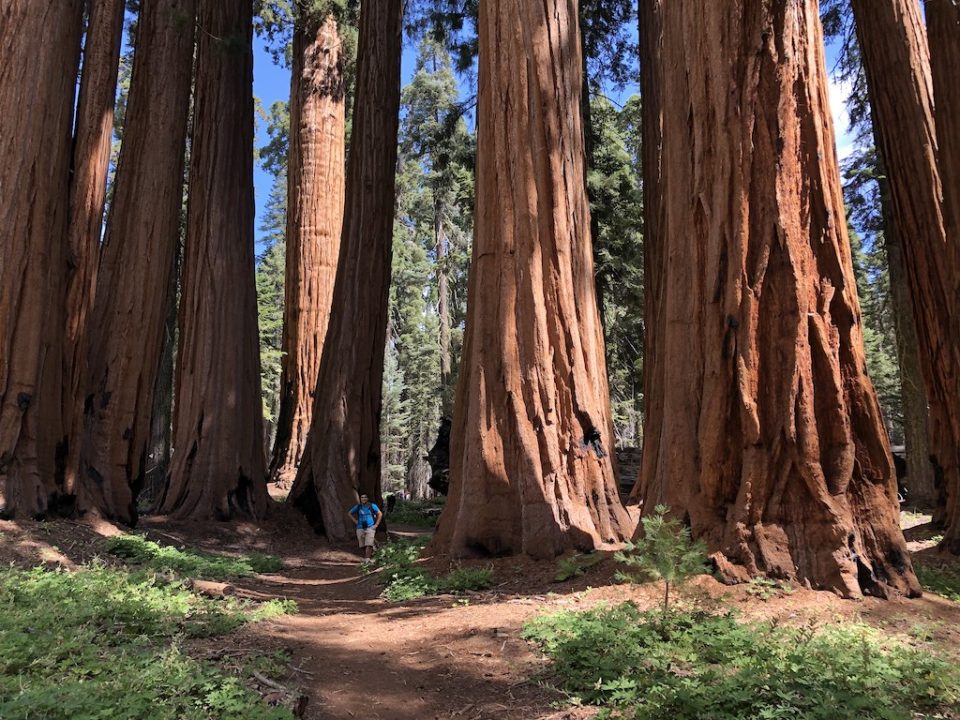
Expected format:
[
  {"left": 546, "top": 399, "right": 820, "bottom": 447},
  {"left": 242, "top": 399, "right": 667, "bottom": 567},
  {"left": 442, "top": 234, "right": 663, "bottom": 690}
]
[
  {"left": 0, "top": 0, "right": 83, "bottom": 518},
  {"left": 924, "top": 0, "right": 960, "bottom": 547},
  {"left": 160, "top": 0, "right": 268, "bottom": 520},
  {"left": 62, "top": 0, "right": 126, "bottom": 496},
  {"left": 269, "top": 14, "right": 346, "bottom": 488},
  {"left": 287, "top": 0, "right": 403, "bottom": 540},
  {"left": 80, "top": 0, "right": 195, "bottom": 524},
  {"left": 638, "top": 0, "right": 917, "bottom": 598},
  {"left": 432, "top": 0, "right": 632, "bottom": 560},
  {"left": 631, "top": 0, "right": 664, "bottom": 504},
  {"left": 851, "top": 0, "right": 960, "bottom": 552}
]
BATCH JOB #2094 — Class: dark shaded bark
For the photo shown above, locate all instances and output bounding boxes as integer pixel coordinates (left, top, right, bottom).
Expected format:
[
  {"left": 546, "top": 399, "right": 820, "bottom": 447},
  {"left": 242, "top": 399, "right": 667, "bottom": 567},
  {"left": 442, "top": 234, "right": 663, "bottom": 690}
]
[
  {"left": 879, "top": 177, "right": 936, "bottom": 508},
  {"left": 80, "top": 0, "right": 196, "bottom": 524},
  {"left": 0, "top": 0, "right": 84, "bottom": 518},
  {"left": 631, "top": 0, "right": 664, "bottom": 505},
  {"left": 638, "top": 0, "right": 917, "bottom": 598},
  {"left": 924, "top": 0, "right": 960, "bottom": 547},
  {"left": 140, "top": 240, "right": 182, "bottom": 511},
  {"left": 851, "top": 0, "right": 960, "bottom": 552},
  {"left": 269, "top": 14, "right": 346, "bottom": 488},
  {"left": 432, "top": 0, "right": 632, "bottom": 560},
  {"left": 160, "top": 0, "right": 268, "bottom": 520},
  {"left": 63, "top": 0, "right": 126, "bottom": 496},
  {"left": 287, "top": 0, "right": 403, "bottom": 540}
]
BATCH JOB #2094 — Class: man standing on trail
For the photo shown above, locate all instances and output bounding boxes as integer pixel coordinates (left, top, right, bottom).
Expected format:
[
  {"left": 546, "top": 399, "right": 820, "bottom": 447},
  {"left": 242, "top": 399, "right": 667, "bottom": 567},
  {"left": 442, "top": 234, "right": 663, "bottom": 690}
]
[{"left": 348, "top": 494, "right": 382, "bottom": 559}]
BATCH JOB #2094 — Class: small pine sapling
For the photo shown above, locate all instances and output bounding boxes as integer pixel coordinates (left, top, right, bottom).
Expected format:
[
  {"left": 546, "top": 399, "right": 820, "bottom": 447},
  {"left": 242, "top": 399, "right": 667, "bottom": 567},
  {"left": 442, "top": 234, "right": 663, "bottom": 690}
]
[{"left": 614, "top": 505, "right": 707, "bottom": 619}]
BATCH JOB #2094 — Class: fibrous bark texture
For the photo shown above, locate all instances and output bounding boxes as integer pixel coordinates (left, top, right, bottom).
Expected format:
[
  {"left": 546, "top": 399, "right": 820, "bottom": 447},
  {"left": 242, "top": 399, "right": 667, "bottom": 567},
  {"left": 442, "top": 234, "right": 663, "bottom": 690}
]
[
  {"left": 80, "top": 0, "right": 195, "bottom": 524},
  {"left": 637, "top": 0, "right": 917, "bottom": 598},
  {"left": 288, "top": 0, "right": 403, "bottom": 540},
  {"left": 160, "top": 0, "right": 268, "bottom": 520},
  {"left": 852, "top": 0, "right": 960, "bottom": 552},
  {"left": 0, "top": 0, "right": 83, "bottom": 518},
  {"left": 631, "top": 0, "right": 664, "bottom": 505},
  {"left": 269, "top": 14, "right": 346, "bottom": 488},
  {"left": 881, "top": 181, "right": 936, "bottom": 507},
  {"left": 924, "top": 0, "right": 960, "bottom": 547},
  {"left": 433, "top": 0, "right": 632, "bottom": 560},
  {"left": 62, "top": 0, "right": 126, "bottom": 496}
]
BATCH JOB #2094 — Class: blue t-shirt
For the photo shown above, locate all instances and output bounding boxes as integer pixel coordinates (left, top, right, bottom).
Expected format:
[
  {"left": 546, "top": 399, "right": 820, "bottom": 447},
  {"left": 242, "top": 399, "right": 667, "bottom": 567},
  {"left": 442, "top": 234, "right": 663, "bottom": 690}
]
[{"left": 351, "top": 503, "right": 380, "bottom": 529}]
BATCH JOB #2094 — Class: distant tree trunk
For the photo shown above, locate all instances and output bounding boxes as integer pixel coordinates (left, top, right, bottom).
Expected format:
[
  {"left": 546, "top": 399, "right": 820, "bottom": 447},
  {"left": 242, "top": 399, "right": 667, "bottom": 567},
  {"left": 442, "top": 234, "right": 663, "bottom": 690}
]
[
  {"left": 432, "top": 0, "right": 632, "bottom": 560},
  {"left": 269, "top": 14, "right": 346, "bottom": 488},
  {"left": 631, "top": 0, "right": 664, "bottom": 503},
  {"left": 0, "top": 0, "right": 83, "bottom": 519},
  {"left": 851, "top": 0, "right": 960, "bottom": 551},
  {"left": 925, "top": 0, "right": 960, "bottom": 545},
  {"left": 62, "top": 0, "right": 126, "bottom": 497},
  {"left": 160, "top": 0, "right": 268, "bottom": 520},
  {"left": 287, "top": 0, "right": 403, "bottom": 539},
  {"left": 879, "top": 177, "right": 936, "bottom": 508},
  {"left": 80, "top": 0, "right": 195, "bottom": 524},
  {"left": 435, "top": 206, "right": 453, "bottom": 414},
  {"left": 638, "top": 0, "right": 917, "bottom": 598}
]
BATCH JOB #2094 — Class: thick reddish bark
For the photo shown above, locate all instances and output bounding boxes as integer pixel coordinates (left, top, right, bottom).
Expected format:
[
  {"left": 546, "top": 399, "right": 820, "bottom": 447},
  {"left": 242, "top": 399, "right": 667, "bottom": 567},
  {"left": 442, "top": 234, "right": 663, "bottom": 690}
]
[
  {"left": 269, "top": 14, "right": 346, "bottom": 488},
  {"left": 62, "top": 0, "right": 126, "bottom": 496},
  {"left": 851, "top": 0, "right": 960, "bottom": 552},
  {"left": 0, "top": 1, "right": 83, "bottom": 518},
  {"left": 160, "top": 0, "right": 268, "bottom": 520},
  {"left": 924, "top": 0, "right": 960, "bottom": 547},
  {"left": 80, "top": 0, "right": 195, "bottom": 524},
  {"left": 638, "top": 0, "right": 917, "bottom": 598},
  {"left": 432, "top": 0, "right": 632, "bottom": 560},
  {"left": 288, "top": 0, "right": 403, "bottom": 540},
  {"left": 631, "top": 0, "right": 664, "bottom": 505}
]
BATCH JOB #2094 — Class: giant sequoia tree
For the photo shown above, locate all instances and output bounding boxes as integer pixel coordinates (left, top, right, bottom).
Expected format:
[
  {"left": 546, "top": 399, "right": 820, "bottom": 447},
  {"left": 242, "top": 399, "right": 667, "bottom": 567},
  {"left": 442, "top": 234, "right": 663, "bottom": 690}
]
[
  {"left": 0, "top": 1, "right": 83, "bottom": 518},
  {"left": 269, "top": 11, "right": 346, "bottom": 488},
  {"left": 924, "top": 0, "right": 960, "bottom": 548},
  {"left": 433, "top": 0, "right": 632, "bottom": 559},
  {"left": 288, "top": 0, "right": 403, "bottom": 539},
  {"left": 160, "top": 0, "right": 269, "bottom": 520},
  {"left": 80, "top": 0, "right": 196, "bottom": 523},
  {"left": 850, "top": 0, "right": 960, "bottom": 551},
  {"left": 636, "top": 0, "right": 917, "bottom": 598},
  {"left": 62, "top": 0, "right": 127, "bottom": 496}
]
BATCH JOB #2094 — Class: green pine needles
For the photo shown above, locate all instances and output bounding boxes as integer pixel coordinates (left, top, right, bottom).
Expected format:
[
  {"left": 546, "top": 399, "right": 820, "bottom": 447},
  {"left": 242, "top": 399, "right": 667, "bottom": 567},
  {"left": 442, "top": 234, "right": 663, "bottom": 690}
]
[{"left": 614, "top": 505, "right": 707, "bottom": 617}]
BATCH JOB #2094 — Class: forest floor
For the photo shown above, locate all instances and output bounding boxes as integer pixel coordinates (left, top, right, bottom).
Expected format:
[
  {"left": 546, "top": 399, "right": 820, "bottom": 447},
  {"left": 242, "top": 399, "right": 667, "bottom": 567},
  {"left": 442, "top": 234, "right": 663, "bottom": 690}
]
[{"left": 2, "top": 504, "right": 960, "bottom": 719}]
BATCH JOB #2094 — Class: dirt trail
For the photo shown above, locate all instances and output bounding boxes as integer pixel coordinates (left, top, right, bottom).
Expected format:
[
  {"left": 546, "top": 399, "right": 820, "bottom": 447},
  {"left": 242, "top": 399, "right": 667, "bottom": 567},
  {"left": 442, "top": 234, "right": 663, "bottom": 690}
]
[{"left": 3, "top": 511, "right": 960, "bottom": 720}]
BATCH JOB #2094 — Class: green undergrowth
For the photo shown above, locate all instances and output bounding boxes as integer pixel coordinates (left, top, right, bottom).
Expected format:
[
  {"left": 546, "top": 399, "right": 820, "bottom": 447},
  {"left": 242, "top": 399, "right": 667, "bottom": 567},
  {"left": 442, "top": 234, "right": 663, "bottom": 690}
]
[
  {"left": 386, "top": 497, "right": 446, "bottom": 527},
  {"left": 0, "top": 563, "right": 297, "bottom": 719},
  {"left": 105, "top": 534, "right": 282, "bottom": 579},
  {"left": 523, "top": 602, "right": 960, "bottom": 720},
  {"left": 915, "top": 560, "right": 960, "bottom": 602},
  {"left": 365, "top": 537, "right": 493, "bottom": 602}
]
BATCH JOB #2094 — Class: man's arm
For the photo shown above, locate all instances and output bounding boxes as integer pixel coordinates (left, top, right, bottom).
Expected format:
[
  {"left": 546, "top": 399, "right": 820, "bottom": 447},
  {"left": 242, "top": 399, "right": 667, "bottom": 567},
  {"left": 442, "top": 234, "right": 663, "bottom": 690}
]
[
  {"left": 373, "top": 507, "right": 383, "bottom": 529},
  {"left": 347, "top": 507, "right": 358, "bottom": 525}
]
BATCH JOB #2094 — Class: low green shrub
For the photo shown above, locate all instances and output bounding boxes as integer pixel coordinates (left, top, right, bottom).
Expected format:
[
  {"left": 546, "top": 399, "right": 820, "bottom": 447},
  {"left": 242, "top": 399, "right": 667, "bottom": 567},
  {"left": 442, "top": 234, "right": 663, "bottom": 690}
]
[
  {"left": 386, "top": 498, "right": 446, "bottom": 527},
  {"left": 523, "top": 602, "right": 960, "bottom": 720},
  {"left": 0, "top": 564, "right": 297, "bottom": 719},
  {"left": 367, "top": 538, "right": 493, "bottom": 601},
  {"left": 915, "top": 560, "right": 960, "bottom": 602},
  {"left": 555, "top": 553, "right": 606, "bottom": 582},
  {"left": 104, "top": 534, "right": 282, "bottom": 579}
]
